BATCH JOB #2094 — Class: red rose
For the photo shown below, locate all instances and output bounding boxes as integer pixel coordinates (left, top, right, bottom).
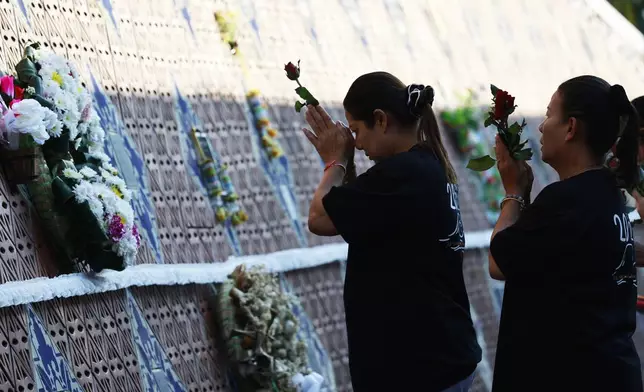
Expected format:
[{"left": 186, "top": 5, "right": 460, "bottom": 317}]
[
  {"left": 493, "top": 89, "right": 515, "bottom": 120},
  {"left": 284, "top": 61, "right": 300, "bottom": 80},
  {"left": 14, "top": 85, "right": 24, "bottom": 100}
]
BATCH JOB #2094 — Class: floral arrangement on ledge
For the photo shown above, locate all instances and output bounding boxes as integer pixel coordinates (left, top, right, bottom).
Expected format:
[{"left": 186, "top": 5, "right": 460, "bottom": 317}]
[
  {"left": 216, "top": 265, "right": 323, "bottom": 392},
  {"left": 440, "top": 91, "right": 504, "bottom": 224},
  {"left": 0, "top": 43, "right": 140, "bottom": 272},
  {"left": 190, "top": 128, "right": 248, "bottom": 225},
  {"left": 246, "top": 90, "right": 284, "bottom": 159}
]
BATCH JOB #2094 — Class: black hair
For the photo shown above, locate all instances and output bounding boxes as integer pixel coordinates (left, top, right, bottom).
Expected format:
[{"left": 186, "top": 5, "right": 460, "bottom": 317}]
[
  {"left": 558, "top": 75, "right": 638, "bottom": 189},
  {"left": 631, "top": 96, "right": 644, "bottom": 125},
  {"left": 342, "top": 71, "right": 457, "bottom": 183}
]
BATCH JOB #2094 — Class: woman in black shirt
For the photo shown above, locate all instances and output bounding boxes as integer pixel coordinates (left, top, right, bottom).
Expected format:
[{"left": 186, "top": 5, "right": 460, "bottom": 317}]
[
  {"left": 302, "top": 72, "right": 482, "bottom": 392},
  {"left": 489, "top": 75, "right": 642, "bottom": 391}
]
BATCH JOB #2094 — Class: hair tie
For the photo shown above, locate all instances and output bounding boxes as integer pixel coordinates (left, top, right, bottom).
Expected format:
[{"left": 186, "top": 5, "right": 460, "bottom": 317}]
[{"left": 407, "top": 84, "right": 434, "bottom": 118}]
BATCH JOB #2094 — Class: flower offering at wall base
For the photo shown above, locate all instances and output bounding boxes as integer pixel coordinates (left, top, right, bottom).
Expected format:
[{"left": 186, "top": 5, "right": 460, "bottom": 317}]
[{"left": 215, "top": 265, "right": 317, "bottom": 391}]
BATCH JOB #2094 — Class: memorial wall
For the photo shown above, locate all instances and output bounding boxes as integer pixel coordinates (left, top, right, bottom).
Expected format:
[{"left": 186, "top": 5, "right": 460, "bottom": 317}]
[{"left": 0, "top": 0, "right": 642, "bottom": 391}]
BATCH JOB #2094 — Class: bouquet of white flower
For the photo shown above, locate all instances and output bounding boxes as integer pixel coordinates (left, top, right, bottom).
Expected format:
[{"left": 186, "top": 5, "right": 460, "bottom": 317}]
[{"left": 9, "top": 43, "right": 140, "bottom": 272}]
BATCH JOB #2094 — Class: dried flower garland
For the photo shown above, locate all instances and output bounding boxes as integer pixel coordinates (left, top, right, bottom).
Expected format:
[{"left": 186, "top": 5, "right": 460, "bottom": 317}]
[{"left": 216, "top": 265, "right": 322, "bottom": 392}]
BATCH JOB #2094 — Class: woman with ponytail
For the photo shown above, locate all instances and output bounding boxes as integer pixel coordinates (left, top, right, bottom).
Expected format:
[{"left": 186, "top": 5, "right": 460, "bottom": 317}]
[
  {"left": 489, "top": 75, "right": 642, "bottom": 391},
  {"left": 302, "top": 72, "right": 481, "bottom": 392}
]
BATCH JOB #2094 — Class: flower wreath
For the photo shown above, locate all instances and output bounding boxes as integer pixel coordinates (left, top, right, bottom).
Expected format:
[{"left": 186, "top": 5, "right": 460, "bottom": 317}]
[
  {"left": 0, "top": 43, "right": 140, "bottom": 271},
  {"left": 216, "top": 265, "right": 323, "bottom": 392}
]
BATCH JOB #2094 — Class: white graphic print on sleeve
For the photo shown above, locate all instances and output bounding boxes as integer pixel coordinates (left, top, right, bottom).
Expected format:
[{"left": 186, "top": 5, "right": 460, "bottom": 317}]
[
  {"left": 613, "top": 213, "right": 637, "bottom": 287},
  {"left": 439, "top": 183, "right": 465, "bottom": 251}
]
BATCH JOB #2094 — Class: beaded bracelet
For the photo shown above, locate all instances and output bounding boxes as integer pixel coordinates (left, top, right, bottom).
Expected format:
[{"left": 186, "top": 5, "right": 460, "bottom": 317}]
[{"left": 500, "top": 194, "right": 526, "bottom": 210}]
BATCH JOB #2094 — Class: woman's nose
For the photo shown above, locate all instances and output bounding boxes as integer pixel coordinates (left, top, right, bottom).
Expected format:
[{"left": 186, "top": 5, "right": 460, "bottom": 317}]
[{"left": 538, "top": 121, "right": 544, "bottom": 134}]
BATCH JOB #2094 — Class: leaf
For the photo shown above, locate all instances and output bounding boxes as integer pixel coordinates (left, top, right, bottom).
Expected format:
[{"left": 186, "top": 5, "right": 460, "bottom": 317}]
[
  {"left": 490, "top": 84, "right": 499, "bottom": 96},
  {"left": 508, "top": 122, "right": 521, "bottom": 135},
  {"left": 484, "top": 116, "right": 495, "bottom": 128},
  {"left": 467, "top": 155, "right": 496, "bottom": 171},
  {"left": 294, "top": 101, "right": 305, "bottom": 113},
  {"left": 295, "top": 86, "right": 319, "bottom": 106},
  {"left": 513, "top": 148, "right": 533, "bottom": 161},
  {"left": 15, "top": 58, "right": 42, "bottom": 95}
]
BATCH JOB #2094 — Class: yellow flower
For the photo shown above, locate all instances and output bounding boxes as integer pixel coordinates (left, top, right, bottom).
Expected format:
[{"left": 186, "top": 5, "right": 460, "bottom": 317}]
[
  {"left": 246, "top": 90, "right": 260, "bottom": 98},
  {"left": 51, "top": 72, "right": 64, "bottom": 87},
  {"left": 231, "top": 210, "right": 249, "bottom": 226},
  {"left": 266, "top": 128, "right": 278, "bottom": 138},
  {"left": 111, "top": 185, "right": 124, "bottom": 199},
  {"left": 269, "top": 146, "right": 283, "bottom": 158},
  {"left": 261, "top": 135, "right": 272, "bottom": 147},
  {"left": 215, "top": 207, "right": 228, "bottom": 222},
  {"left": 257, "top": 118, "right": 270, "bottom": 128}
]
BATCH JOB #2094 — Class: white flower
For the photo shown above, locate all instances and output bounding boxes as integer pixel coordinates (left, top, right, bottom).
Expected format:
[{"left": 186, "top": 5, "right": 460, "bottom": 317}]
[
  {"left": 25, "top": 86, "right": 35, "bottom": 95},
  {"left": 79, "top": 167, "right": 97, "bottom": 178},
  {"left": 73, "top": 180, "right": 104, "bottom": 220},
  {"left": 4, "top": 100, "right": 55, "bottom": 145},
  {"left": 62, "top": 168, "right": 83, "bottom": 180},
  {"left": 89, "top": 151, "right": 110, "bottom": 163},
  {"left": 114, "top": 229, "right": 139, "bottom": 261}
]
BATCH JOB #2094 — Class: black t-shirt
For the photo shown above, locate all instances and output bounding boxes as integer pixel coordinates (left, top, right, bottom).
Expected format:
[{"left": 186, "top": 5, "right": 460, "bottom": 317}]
[
  {"left": 490, "top": 169, "right": 642, "bottom": 392},
  {"left": 323, "top": 145, "right": 482, "bottom": 392}
]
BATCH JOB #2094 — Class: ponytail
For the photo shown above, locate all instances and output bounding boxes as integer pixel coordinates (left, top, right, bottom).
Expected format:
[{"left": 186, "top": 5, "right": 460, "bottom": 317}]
[
  {"left": 613, "top": 92, "right": 639, "bottom": 190},
  {"left": 410, "top": 85, "right": 457, "bottom": 184},
  {"left": 418, "top": 103, "right": 458, "bottom": 184}
]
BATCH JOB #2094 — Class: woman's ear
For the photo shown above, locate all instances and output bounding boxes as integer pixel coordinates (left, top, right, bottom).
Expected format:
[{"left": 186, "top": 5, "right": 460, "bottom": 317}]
[
  {"left": 373, "top": 109, "right": 388, "bottom": 133},
  {"left": 565, "top": 116, "right": 578, "bottom": 142}
]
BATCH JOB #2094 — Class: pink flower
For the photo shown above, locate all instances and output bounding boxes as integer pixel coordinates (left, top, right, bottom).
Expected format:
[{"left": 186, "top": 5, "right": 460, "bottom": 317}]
[
  {"left": 0, "top": 76, "right": 14, "bottom": 98},
  {"left": 107, "top": 214, "right": 126, "bottom": 241},
  {"left": 132, "top": 225, "right": 141, "bottom": 247}
]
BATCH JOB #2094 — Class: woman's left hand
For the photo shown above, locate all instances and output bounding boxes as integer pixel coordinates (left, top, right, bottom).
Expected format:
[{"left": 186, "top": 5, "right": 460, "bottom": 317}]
[
  {"left": 302, "top": 105, "right": 355, "bottom": 166},
  {"left": 495, "top": 134, "right": 533, "bottom": 198}
]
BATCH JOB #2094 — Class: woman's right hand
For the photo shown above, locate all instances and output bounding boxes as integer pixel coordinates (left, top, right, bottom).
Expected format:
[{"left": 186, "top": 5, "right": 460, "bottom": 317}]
[
  {"left": 495, "top": 134, "right": 533, "bottom": 199},
  {"left": 302, "top": 105, "right": 355, "bottom": 166}
]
